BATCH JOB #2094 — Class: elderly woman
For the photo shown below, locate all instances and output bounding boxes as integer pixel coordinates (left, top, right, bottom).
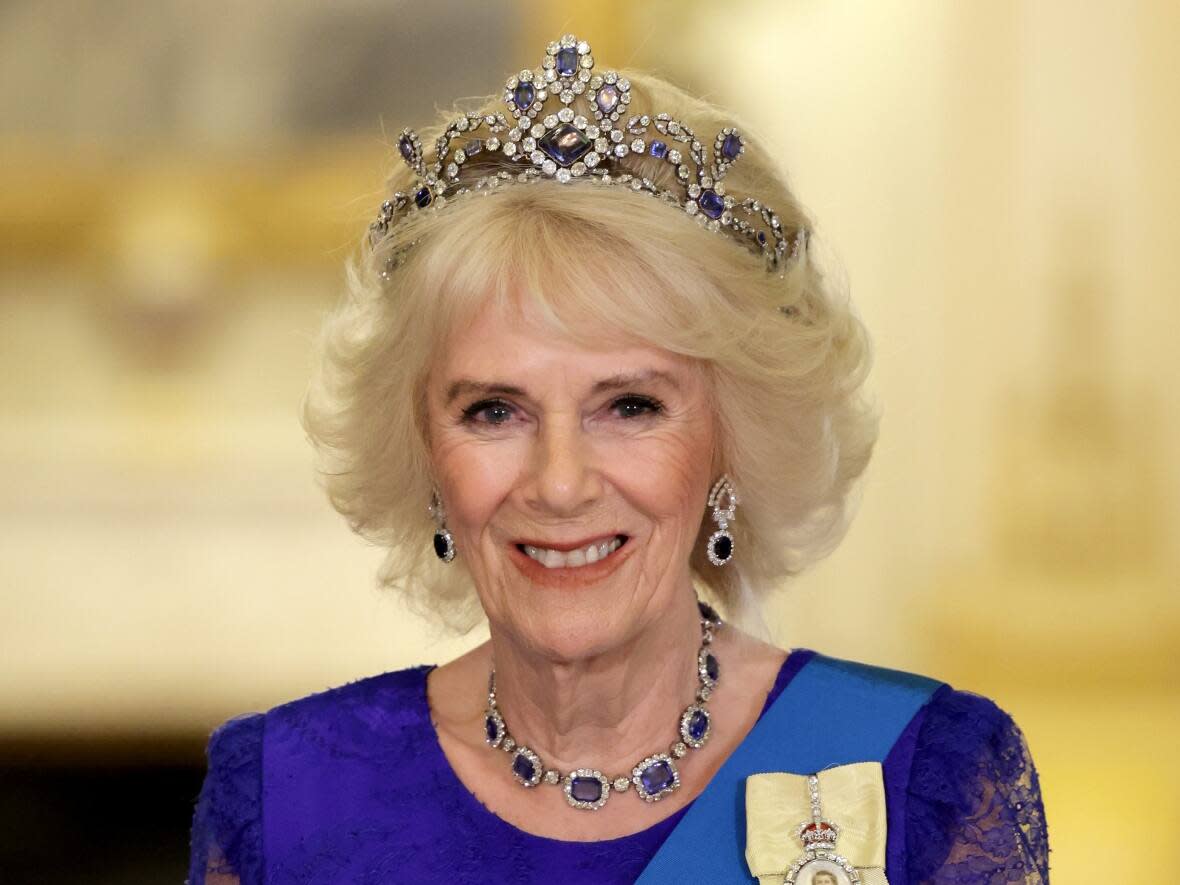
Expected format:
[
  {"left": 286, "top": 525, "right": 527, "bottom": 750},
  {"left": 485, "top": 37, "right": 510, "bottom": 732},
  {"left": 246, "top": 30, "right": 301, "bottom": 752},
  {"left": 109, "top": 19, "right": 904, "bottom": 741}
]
[{"left": 189, "top": 36, "right": 1048, "bottom": 885}]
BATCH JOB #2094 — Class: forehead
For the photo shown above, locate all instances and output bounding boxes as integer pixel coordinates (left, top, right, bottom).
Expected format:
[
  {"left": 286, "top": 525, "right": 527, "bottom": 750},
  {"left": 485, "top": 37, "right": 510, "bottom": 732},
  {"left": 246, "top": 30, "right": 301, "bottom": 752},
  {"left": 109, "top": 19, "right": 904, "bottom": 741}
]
[{"left": 432, "top": 295, "right": 703, "bottom": 393}]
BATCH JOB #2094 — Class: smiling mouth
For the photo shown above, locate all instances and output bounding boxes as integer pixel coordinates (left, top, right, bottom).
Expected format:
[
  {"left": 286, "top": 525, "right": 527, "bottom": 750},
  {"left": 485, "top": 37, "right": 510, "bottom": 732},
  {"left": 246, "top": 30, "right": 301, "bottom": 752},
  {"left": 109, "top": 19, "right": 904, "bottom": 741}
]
[{"left": 515, "top": 535, "right": 629, "bottom": 570}]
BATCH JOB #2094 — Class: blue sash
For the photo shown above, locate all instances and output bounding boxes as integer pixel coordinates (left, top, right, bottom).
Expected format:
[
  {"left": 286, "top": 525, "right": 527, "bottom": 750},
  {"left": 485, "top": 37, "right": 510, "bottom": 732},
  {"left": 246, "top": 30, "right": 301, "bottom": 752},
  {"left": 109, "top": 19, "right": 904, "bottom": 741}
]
[{"left": 635, "top": 653, "right": 942, "bottom": 883}]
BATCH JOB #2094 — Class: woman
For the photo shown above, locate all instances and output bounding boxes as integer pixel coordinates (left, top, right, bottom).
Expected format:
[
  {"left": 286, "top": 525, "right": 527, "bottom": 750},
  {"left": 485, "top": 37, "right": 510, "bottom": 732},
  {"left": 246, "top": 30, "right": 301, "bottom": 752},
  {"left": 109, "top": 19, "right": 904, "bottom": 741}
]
[{"left": 189, "top": 35, "right": 1049, "bottom": 884}]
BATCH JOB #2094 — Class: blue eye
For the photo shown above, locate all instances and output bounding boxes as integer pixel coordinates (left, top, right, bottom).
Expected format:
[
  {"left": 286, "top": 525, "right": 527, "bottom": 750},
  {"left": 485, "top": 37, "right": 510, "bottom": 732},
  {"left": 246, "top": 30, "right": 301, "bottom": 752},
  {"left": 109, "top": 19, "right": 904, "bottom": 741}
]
[
  {"left": 461, "top": 399, "right": 514, "bottom": 425},
  {"left": 613, "top": 396, "right": 664, "bottom": 419}
]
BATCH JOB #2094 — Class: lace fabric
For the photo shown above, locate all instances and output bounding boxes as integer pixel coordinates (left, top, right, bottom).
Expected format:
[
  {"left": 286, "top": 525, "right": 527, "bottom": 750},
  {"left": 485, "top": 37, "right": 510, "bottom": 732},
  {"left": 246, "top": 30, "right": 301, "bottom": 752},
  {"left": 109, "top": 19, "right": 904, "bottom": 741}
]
[
  {"left": 188, "top": 712, "right": 263, "bottom": 885},
  {"left": 905, "top": 687, "right": 1049, "bottom": 884},
  {"left": 186, "top": 659, "right": 1049, "bottom": 884}
]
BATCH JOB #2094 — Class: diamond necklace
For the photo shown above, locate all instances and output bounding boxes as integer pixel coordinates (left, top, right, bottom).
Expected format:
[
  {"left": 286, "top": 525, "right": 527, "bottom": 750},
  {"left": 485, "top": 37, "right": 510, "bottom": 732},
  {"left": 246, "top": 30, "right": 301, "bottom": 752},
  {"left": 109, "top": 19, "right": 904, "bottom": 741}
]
[{"left": 482, "top": 600, "right": 722, "bottom": 811}]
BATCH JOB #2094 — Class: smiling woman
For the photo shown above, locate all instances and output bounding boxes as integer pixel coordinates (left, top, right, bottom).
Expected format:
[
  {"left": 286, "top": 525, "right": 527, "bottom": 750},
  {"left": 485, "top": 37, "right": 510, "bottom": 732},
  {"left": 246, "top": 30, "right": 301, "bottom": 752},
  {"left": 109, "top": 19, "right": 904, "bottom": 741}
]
[
  {"left": 300, "top": 158, "right": 870, "bottom": 638},
  {"left": 187, "top": 34, "right": 1048, "bottom": 885},
  {"left": 424, "top": 294, "right": 723, "bottom": 662}
]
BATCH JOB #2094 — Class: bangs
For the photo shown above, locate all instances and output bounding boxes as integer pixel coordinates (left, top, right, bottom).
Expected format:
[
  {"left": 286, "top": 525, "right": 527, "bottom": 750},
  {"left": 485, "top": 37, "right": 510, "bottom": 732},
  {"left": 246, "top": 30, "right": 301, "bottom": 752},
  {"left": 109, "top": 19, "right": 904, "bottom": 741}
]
[{"left": 402, "top": 182, "right": 760, "bottom": 360}]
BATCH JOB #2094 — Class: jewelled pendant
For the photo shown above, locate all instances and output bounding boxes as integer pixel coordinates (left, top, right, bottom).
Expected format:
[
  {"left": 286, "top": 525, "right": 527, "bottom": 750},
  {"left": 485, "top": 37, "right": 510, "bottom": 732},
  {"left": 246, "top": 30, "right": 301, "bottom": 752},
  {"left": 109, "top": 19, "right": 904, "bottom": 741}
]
[{"left": 783, "top": 775, "right": 861, "bottom": 885}]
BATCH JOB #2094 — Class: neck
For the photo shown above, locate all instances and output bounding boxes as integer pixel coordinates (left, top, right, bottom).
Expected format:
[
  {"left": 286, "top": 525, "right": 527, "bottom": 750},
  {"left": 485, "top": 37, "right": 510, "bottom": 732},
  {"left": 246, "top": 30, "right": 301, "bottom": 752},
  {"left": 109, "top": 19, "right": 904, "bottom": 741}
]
[{"left": 489, "top": 594, "right": 702, "bottom": 777}]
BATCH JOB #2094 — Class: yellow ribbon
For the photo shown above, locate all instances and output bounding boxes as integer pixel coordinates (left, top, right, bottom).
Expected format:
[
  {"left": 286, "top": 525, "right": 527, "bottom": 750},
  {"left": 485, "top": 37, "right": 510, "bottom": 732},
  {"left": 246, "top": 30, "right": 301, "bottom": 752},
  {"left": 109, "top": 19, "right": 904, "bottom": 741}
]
[{"left": 745, "top": 762, "right": 889, "bottom": 885}]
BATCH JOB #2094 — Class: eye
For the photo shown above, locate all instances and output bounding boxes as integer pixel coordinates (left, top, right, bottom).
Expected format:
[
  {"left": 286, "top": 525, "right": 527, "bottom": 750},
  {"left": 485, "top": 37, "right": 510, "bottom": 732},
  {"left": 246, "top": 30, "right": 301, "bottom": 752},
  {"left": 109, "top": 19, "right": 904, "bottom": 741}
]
[
  {"left": 460, "top": 399, "right": 515, "bottom": 426},
  {"left": 611, "top": 395, "right": 664, "bottom": 419}
]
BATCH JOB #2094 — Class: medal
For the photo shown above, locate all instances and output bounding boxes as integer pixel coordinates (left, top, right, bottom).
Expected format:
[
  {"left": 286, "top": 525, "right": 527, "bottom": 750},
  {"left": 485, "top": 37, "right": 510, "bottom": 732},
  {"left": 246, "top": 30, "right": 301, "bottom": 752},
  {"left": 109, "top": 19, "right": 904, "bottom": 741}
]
[{"left": 783, "top": 774, "right": 861, "bottom": 885}]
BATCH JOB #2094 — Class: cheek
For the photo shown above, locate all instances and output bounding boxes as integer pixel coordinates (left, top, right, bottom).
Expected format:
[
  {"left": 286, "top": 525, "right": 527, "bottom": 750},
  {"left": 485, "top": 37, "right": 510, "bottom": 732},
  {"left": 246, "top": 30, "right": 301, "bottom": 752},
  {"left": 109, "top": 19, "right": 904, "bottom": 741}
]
[
  {"left": 430, "top": 433, "right": 522, "bottom": 529},
  {"left": 609, "top": 427, "right": 713, "bottom": 521}
]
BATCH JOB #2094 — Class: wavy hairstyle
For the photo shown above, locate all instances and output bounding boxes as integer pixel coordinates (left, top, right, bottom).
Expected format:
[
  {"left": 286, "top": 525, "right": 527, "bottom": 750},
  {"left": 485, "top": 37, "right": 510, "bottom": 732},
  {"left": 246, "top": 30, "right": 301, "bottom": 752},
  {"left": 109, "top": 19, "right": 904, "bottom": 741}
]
[{"left": 301, "top": 69, "right": 879, "bottom": 633}]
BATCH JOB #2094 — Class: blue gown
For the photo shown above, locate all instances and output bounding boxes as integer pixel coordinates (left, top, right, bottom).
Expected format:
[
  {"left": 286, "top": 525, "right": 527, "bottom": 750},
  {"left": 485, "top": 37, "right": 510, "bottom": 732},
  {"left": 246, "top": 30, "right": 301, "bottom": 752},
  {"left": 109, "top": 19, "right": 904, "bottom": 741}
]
[{"left": 188, "top": 649, "right": 1049, "bottom": 883}]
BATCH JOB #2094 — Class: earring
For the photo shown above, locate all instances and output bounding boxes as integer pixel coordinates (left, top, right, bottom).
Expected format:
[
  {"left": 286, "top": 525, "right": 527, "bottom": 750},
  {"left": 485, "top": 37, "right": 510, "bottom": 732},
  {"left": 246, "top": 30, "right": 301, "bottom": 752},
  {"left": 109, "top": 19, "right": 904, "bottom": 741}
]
[
  {"left": 705, "top": 475, "right": 737, "bottom": 566},
  {"left": 429, "top": 490, "right": 456, "bottom": 563}
]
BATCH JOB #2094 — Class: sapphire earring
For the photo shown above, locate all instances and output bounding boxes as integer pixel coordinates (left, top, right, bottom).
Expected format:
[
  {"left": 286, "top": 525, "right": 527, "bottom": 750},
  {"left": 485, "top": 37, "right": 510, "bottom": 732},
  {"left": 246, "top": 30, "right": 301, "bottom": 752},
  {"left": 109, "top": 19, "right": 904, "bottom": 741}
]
[
  {"left": 705, "top": 475, "right": 737, "bottom": 566},
  {"left": 429, "top": 490, "right": 456, "bottom": 563}
]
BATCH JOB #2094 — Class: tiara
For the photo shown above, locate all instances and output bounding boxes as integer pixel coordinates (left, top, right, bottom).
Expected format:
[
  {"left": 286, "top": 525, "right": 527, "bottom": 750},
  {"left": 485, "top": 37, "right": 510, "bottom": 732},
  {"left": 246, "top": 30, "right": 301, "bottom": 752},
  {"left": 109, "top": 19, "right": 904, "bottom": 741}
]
[{"left": 367, "top": 34, "right": 808, "bottom": 278}]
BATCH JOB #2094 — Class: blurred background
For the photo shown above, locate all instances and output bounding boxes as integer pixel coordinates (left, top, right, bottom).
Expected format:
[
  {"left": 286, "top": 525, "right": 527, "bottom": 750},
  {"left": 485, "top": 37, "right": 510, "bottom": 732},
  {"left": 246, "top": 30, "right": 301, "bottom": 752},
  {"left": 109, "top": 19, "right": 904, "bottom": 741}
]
[{"left": 1, "top": 1, "right": 1176, "bottom": 881}]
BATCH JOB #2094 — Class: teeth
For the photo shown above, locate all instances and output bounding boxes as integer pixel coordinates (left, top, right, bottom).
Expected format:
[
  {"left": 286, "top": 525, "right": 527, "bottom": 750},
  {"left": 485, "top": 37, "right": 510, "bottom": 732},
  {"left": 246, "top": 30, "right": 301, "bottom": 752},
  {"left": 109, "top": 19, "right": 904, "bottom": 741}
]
[{"left": 523, "top": 537, "right": 623, "bottom": 569}]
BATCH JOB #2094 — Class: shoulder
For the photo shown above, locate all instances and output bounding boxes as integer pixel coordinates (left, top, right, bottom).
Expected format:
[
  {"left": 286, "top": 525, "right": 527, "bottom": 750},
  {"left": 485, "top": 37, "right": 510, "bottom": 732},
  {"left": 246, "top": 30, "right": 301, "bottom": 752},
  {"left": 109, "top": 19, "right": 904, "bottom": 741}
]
[
  {"left": 808, "top": 654, "right": 1036, "bottom": 782},
  {"left": 909, "top": 684, "right": 1040, "bottom": 801},
  {"left": 797, "top": 653, "right": 1039, "bottom": 784},
  {"left": 802, "top": 652, "right": 1027, "bottom": 740},
  {"left": 203, "top": 664, "right": 435, "bottom": 770},
  {"left": 797, "top": 656, "right": 1048, "bottom": 881},
  {"left": 205, "top": 710, "right": 266, "bottom": 779},
  {"left": 264, "top": 663, "right": 434, "bottom": 731},
  {"left": 190, "top": 666, "right": 438, "bottom": 882},
  {"left": 904, "top": 685, "right": 1050, "bottom": 882}
]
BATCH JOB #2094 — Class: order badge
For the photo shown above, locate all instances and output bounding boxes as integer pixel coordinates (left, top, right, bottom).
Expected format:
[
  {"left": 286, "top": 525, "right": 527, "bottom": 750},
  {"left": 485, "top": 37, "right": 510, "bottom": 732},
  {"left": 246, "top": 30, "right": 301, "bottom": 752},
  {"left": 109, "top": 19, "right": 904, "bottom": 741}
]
[{"left": 783, "top": 775, "right": 860, "bottom": 885}]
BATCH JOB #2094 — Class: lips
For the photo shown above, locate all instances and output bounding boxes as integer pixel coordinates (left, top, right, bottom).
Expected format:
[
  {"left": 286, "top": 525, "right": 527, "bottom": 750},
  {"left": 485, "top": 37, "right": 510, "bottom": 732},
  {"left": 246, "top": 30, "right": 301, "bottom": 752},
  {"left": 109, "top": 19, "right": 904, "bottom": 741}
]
[
  {"left": 513, "top": 533, "right": 623, "bottom": 553},
  {"left": 520, "top": 535, "right": 624, "bottom": 569},
  {"left": 509, "top": 534, "right": 632, "bottom": 587}
]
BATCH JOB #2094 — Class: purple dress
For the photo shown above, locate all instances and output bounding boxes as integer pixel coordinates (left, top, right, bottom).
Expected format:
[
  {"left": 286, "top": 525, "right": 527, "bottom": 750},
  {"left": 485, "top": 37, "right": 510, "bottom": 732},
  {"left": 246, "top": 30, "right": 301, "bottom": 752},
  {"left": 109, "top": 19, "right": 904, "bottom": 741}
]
[{"left": 188, "top": 649, "right": 1049, "bottom": 884}]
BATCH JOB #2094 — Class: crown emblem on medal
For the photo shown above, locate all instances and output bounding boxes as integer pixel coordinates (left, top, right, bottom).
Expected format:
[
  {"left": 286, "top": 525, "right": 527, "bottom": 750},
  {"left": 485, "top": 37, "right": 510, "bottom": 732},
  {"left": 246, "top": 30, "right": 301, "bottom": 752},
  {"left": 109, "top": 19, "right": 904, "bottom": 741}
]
[
  {"left": 784, "top": 774, "right": 861, "bottom": 885},
  {"left": 369, "top": 34, "right": 809, "bottom": 276},
  {"left": 797, "top": 818, "right": 841, "bottom": 849}
]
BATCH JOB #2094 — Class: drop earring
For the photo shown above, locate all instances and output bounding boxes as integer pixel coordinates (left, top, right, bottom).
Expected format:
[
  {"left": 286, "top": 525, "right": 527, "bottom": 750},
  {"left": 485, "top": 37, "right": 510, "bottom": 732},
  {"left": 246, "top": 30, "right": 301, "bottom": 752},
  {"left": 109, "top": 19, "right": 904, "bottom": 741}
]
[
  {"left": 429, "top": 490, "right": 456, "bottom": 563},
  {"left": 705, "top": 475, "right": 737, "bottom": 566}
]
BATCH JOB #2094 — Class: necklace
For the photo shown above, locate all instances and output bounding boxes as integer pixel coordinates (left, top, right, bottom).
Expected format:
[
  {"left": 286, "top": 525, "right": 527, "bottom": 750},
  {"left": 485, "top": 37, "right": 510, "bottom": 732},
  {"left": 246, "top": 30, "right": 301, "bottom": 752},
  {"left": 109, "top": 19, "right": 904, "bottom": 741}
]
[{"left": 482, "top": 600, "right": 723, "bottom": 811}]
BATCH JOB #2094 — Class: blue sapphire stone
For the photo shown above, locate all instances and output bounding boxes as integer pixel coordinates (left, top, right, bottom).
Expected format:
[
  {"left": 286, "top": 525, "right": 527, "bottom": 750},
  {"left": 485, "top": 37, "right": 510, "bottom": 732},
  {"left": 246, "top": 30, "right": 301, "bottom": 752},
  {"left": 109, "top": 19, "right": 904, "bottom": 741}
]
[
  {"left": 484, "top": 714, "right": 499, "bottom": 743},
  {"left": 513, "top": 81, "right": 536, "bottom": 110},
  {"left": 569, "top": 776, "right": 603, "bottom": 803},
  {"left": 698, "top": 189, "right": 724, "bottom": 219},
  {"left": 721, "top": 132, "right": 743, "bottom": 161},
  {"left": 414, "top": 186, "right": 432, "bottom": 209},
  {"left": 649, "top": 140, "right": 668, "bottom": 159},
  {"left": 512, "top": 752, "right": 536, "bottom": 783},
  {"left": 704, "top": 651, "right": 720, "bottom": 682},
  {"left": 711, "top": 534, "right": 732, "bottom": 561},
  {"left": 756, "top": 230, "right": 767, "bottom": 246},
  {"left": 539, "top": 123, "right": 592, "bottom": 167},
  {"left": 595, "top": 83, "right": 620, "bottom": 115},
  {"left": 688, "top": 709, "right": 709, "bottom": 741},
  {"left": 555, "top": 46, "right": 578, "bottom": 77},
  {"left": 640, "top": 760, "right": 675, "bottom": 795},
  {"left": 398, "top": 135, "right": 414, "bottom": 162}
]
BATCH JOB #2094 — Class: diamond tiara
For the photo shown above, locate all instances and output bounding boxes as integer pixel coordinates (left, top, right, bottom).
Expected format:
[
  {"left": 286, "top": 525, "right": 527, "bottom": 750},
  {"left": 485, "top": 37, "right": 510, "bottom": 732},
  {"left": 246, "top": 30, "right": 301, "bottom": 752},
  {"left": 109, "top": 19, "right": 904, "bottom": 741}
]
[{"left": 368, "top": 34, "right": 809, "bottom": 278}]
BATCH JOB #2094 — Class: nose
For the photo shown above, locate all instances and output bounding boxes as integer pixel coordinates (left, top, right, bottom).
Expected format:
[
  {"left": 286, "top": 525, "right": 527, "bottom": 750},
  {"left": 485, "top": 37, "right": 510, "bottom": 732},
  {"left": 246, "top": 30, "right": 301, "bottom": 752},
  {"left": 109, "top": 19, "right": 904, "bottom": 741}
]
[{"left": 523, "top": 414, "right": 602, "bottom": 517}]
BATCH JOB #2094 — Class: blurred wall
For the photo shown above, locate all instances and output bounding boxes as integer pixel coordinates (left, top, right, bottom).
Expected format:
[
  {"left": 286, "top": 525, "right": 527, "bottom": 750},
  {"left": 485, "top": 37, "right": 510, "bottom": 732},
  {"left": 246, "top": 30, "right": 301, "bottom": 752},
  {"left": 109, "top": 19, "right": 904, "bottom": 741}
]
[{"left": 1, "top": 1, "right": 1177, "bottom": 881}]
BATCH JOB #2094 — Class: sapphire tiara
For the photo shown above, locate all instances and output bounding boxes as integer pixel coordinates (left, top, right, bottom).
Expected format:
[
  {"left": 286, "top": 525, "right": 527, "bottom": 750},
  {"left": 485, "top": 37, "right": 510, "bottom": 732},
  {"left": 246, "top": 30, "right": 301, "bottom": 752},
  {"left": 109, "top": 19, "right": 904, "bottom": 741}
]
[{"left": 368, "top": 34, "right": 808, "bottom": 278}]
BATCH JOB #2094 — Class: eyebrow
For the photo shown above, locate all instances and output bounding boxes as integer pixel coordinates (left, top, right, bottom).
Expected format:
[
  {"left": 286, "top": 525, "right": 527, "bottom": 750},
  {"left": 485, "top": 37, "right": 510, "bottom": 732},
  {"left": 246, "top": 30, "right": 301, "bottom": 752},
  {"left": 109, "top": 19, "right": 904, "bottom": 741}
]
[{"left": 444, "top": 369, "right": 680, "bottom": 406}]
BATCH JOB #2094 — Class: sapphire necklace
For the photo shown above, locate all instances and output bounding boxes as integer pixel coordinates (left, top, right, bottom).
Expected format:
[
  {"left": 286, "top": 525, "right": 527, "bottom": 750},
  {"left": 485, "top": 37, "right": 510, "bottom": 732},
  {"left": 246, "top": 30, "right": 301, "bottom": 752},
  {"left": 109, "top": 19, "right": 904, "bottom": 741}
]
[{"left": 483, "top": 600, "right": 722, "bottom": 811}]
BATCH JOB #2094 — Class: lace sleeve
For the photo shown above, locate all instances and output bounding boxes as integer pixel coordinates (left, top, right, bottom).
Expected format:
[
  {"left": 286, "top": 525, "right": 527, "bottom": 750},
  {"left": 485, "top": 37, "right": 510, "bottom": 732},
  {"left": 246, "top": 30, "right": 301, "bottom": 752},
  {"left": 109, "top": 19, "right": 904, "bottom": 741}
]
[
  {"left": 187, "top": 713, "right": 265, "bottom": 885},
  {"left": 905, "top": 688, "right": 1050, "bottom": 884}
]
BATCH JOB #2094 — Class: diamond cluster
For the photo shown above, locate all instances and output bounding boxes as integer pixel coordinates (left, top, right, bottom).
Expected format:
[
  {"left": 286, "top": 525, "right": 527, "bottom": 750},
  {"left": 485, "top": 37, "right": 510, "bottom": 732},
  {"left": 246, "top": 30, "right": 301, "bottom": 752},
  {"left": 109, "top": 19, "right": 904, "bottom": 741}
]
[
  {"left": 483, "top": 600, "right": 724, "bottom": 812},
  {"left": 369, "top": 34, "right": 808, "bottom": 278}
]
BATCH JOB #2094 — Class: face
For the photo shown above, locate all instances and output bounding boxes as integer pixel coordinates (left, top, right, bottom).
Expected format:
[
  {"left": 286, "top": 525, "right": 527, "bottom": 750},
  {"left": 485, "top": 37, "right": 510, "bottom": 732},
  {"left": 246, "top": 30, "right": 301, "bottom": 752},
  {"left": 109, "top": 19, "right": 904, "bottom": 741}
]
[{"left": 425, "top": 296, "right": 719, "bottom": 661}]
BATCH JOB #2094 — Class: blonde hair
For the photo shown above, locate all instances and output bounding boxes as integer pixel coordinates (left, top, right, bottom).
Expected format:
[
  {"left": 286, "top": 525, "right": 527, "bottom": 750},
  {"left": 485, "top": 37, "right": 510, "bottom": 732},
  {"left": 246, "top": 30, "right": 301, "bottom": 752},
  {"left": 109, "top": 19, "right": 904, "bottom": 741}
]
[{"left": 301, "top": 69, "right": 878, "bottom": 633}]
